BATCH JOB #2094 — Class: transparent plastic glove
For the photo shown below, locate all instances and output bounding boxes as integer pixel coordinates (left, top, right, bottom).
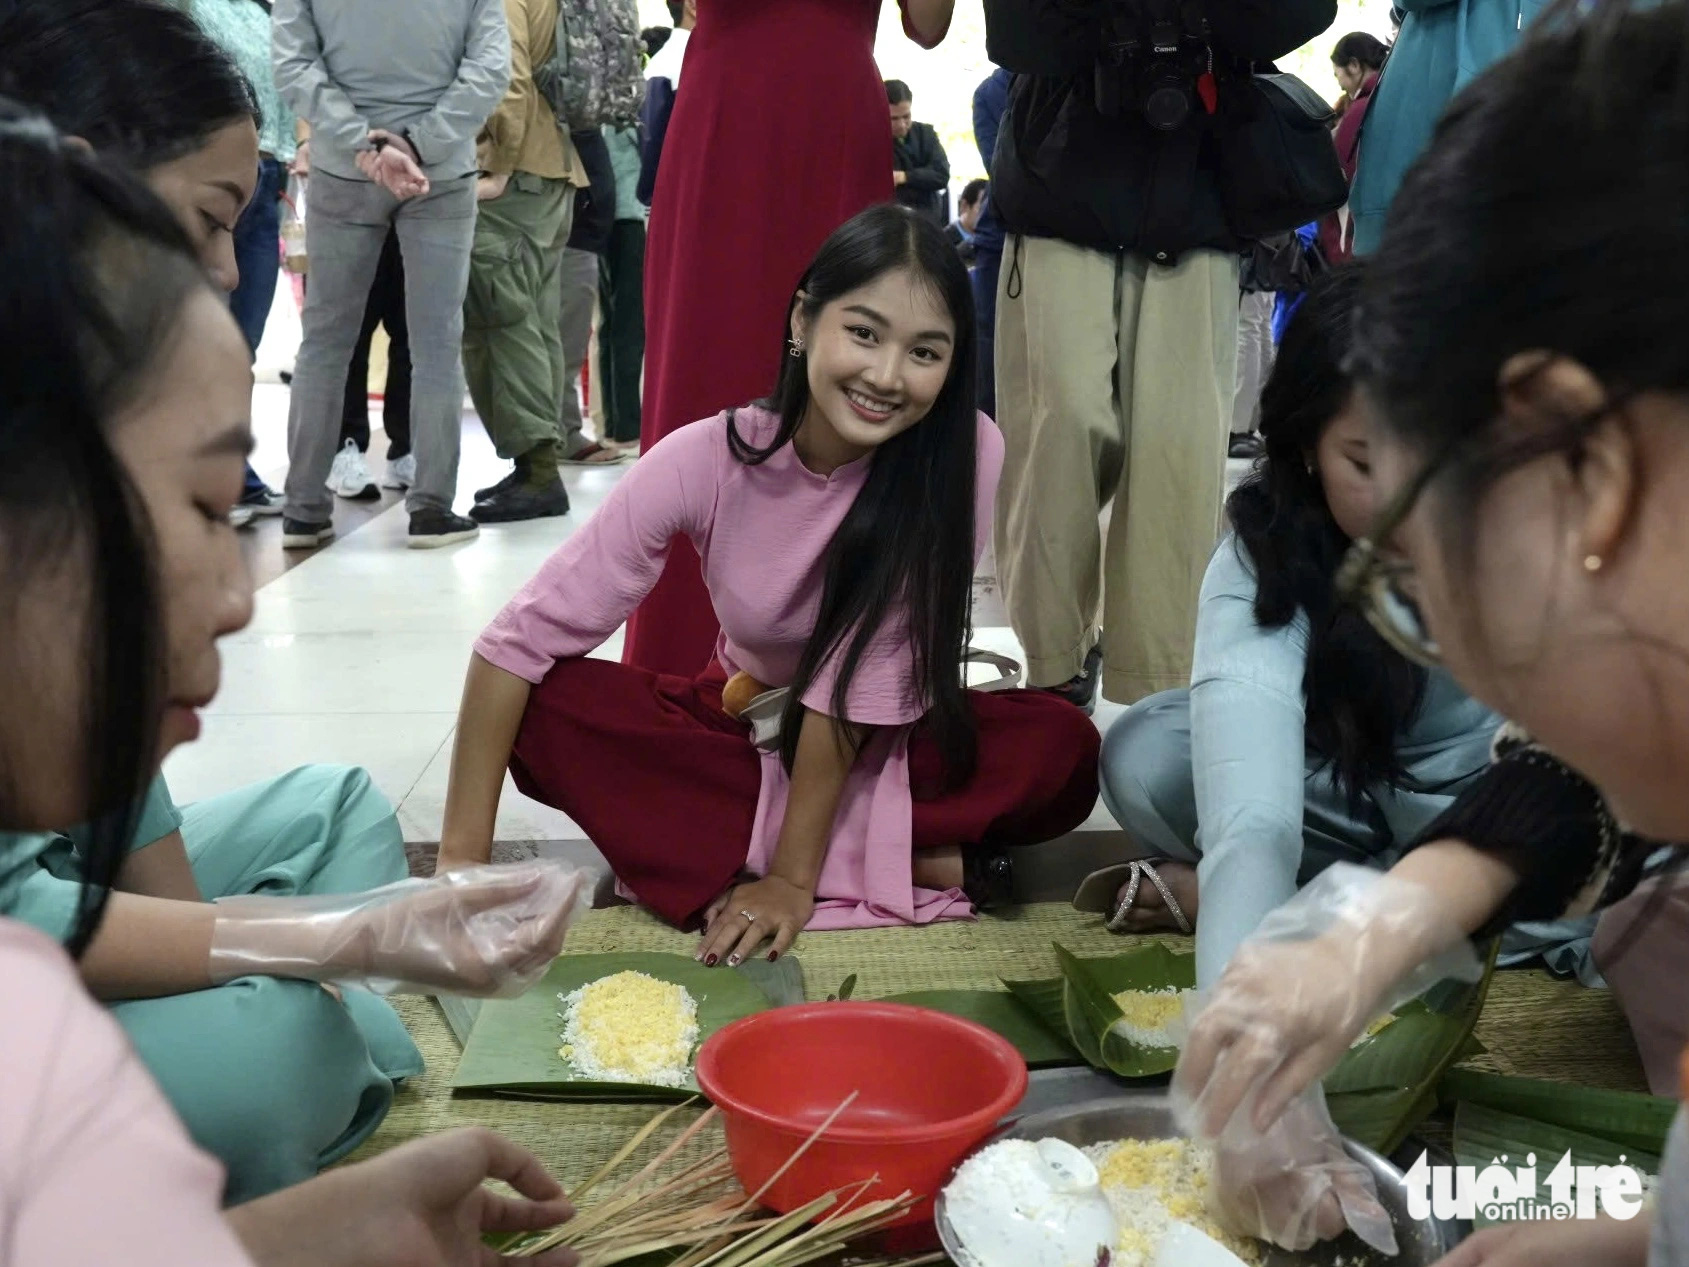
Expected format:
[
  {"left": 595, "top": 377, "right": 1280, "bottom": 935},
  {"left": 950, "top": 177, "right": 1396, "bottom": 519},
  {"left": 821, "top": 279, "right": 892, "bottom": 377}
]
[
  {"left": 1204, "top": 1087, "right": 1399, "bottom": 1256},
  {"left": 1175, "top": 862, "right": 1482, "bottom": 1141},
  {"left": 207, "top": 861, "right": 586, "bottom": 997}
]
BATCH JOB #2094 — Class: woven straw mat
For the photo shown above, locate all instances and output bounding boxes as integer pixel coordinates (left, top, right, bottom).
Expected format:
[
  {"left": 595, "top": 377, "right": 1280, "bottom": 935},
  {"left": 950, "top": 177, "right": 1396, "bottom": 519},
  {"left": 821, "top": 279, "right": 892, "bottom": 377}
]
[{"left": 347, "top": 902, "right": 1647, "bottom": 1187}]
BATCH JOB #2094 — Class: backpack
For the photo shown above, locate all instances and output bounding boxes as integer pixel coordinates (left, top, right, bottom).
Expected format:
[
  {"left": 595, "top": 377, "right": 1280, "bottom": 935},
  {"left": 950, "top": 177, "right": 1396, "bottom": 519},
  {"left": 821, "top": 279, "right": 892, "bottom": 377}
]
[
  {"left": 1240, "top": 228, "right": 1326, "bottom": 295},
  {"left": 534, "top": 0, "right": 646, "bottom": 132}
]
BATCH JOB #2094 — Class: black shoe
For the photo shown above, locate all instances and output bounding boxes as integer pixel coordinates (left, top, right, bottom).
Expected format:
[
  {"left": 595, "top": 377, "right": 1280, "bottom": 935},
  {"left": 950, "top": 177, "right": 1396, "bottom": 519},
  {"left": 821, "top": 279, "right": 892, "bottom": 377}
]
[
  {"left": 407, "top": 508, "right": 480, "bottom": 549},
  {"left": 1044, "top": 643, "right": 1103, "bottom": 715},
  {"left": 963, "top": 846, "right": 1015, "bottom": 912},
  {"left": 1229, "top": 431, "right": 1264, "bottom": 459},
  {"left": 469, "top": 478, "right": 570, "bottom": 524},
  {"left": 281, "top": 517, "right": 334, "bottom": 549},
  {"left": 473, "top": 467, "right": 524, "bottom": 503},
  {"left": 239, "top": 484, "right": 285, "bottom": 516}
]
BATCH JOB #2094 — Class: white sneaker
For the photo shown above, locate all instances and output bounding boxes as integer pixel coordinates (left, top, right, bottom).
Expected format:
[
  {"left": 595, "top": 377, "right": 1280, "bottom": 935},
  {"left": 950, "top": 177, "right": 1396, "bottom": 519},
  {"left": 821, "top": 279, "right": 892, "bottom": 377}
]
[
  {"left": 383, "top": 452, "right": 416, "bottom": 490},
  {"left": 326, "top": 439, "right": 378, "bottom": 501}
]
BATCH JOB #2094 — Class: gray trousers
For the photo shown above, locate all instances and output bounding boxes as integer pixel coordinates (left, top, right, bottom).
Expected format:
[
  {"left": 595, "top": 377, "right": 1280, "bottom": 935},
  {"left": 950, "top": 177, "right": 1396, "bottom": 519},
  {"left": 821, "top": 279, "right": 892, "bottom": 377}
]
[
  {"left": 285, "top": 171, "right": 477, "bottom": 520},
  {"left": 1231, "top": 290, "right": 1275, "bottom": 435},
  {"left": 555, "top": 245, "right": 599, "bottom": 458}
]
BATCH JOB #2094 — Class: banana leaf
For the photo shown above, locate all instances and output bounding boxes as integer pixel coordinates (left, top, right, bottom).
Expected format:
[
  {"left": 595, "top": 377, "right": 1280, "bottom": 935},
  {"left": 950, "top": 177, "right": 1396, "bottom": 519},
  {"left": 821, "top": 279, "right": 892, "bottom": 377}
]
[
  {"left": 1054, "top": 942, "right": 1197, "bottom": 1078},
  {"left": 735, "top": 952, "right": 807, "bottom": 1007},
  {"left": 1324, "top": 1006, "right": 1475, "bottom": 1095},
  {"left": 452, "top": 952, "right": 774, "bottom": 1100},
  {"left": 1452, "top": 1101, "right": 1662, "bottom": 1229},
  {"left": 1327, "top": 1086, "right": 1440, "bottom": 1155},
  {"left": 1440, "top": 1069, "right": 1677, "bottom": 1158},
  {"left": 1454, "top": 1101, "right": 1662, "bottom": 1173},
  {"left": 1002, "top": 975, "right": 1067, "bottom": 1044},
  {"left": 1323, "top": 940, "right": 1500, "bottom": 1155},
  {"left": 878, "top": 989, "right": 1083, "bottom": 1068}
]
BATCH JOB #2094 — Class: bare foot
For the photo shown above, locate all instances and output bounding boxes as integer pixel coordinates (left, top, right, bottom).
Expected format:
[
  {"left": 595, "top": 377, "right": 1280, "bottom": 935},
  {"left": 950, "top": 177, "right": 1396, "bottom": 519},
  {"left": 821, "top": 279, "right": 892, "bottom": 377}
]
[
  {"left": 913, "top": 844, "right": 964, "bottom": 890},
  {"left": 1114, "top": 860, "right": 1199, "bottom": 933}
]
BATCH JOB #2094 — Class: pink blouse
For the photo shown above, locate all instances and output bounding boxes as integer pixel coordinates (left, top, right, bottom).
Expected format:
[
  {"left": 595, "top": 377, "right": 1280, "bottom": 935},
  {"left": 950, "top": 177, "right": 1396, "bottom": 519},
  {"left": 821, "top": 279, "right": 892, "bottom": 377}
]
[
  {"left": 0, "top": 919, "right": 254, "bottom": 1266},
  {"left": 477, "top": 407, "right": 1004, "bottom": 927}
]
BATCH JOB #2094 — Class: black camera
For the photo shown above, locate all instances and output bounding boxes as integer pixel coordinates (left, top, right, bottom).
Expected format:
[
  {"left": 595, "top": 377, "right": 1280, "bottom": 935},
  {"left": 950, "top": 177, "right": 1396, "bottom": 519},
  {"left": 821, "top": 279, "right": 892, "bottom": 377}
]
[{"left": 1094, "top": 2, "right": 1213, "bottom": 131}]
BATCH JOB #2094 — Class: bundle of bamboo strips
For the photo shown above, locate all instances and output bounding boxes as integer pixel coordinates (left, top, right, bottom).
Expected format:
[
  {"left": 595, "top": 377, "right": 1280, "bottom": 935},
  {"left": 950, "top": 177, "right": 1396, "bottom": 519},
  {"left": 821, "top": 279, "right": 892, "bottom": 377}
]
[{"left": 502, "top": 1095, "right": 944, "bottom": 1267}]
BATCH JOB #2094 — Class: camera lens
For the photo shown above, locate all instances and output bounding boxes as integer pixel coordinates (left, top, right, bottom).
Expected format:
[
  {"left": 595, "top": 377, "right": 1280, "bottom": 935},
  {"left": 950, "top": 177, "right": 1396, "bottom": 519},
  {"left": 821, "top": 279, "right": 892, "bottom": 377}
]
[{"left": 1144, "top": 80, "right": 1190, "bottom": 131}]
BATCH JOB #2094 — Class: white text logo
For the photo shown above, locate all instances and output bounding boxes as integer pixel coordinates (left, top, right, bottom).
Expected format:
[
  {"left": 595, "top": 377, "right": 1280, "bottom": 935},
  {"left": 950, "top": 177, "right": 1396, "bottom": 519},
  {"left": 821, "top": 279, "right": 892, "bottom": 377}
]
[{"left": 1403, "top": 1151, "right": 1647, "bottom": 1223}]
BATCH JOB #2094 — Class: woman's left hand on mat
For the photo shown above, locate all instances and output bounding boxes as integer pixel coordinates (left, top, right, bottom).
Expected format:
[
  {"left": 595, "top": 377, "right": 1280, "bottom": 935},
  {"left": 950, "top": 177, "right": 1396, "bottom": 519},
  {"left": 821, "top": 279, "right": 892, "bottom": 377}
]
[{"left": 697, "top": 875, "right": 813, "bottom": 967}]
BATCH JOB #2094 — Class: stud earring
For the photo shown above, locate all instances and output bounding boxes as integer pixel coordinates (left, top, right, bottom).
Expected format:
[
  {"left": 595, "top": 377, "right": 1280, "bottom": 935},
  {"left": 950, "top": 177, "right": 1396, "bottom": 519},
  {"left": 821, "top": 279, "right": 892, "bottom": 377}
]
[{"left": 1584, "top": 554, "right": 1604, "bottom": 573}]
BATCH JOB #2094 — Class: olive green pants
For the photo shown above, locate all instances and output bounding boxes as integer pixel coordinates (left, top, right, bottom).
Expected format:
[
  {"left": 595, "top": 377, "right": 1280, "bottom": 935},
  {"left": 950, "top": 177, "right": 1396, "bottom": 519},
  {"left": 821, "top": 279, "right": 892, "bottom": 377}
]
[
  {"left": 463, "top": 173, "right": 576, "bottom": 461},
  {"left": 994, "top": 235, "right": 1240, "bottom": 702}
]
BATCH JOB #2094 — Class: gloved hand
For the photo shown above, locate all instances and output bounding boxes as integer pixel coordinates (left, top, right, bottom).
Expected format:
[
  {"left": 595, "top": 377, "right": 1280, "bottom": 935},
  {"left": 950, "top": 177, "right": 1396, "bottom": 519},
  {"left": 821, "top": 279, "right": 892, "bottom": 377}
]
[
  {"left": 208, "top": 860, "right": 585, "bottom": 997},
  {"left": 1175, "top": 863, "right": 1482, "bottom": 1140},
  {"left": 1205, "top": 1088, "right": 1399, "bottom": 1256}
]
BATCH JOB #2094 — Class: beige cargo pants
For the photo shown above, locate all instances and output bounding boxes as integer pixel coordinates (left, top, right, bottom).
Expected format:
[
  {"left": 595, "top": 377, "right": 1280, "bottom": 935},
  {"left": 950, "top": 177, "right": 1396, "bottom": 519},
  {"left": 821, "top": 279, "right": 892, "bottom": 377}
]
[{"left": 994, "top": 234, "right": 1239, "bottom": 704}]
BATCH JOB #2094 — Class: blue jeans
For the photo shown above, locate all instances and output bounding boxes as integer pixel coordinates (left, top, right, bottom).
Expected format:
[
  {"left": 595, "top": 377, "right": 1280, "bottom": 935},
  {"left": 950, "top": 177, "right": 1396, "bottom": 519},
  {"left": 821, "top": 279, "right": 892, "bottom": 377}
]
[
  {"left": 972, "top": 245, "right": 1001, "bottom": 418},
  {"left": 231, "top": 157, "right": 286, "bottom": 496}
]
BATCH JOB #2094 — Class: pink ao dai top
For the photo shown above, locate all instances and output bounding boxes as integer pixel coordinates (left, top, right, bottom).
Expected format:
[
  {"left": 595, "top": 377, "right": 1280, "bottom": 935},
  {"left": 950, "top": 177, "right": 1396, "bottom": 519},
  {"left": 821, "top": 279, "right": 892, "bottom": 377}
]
[{"left": 476, "top": 406, "right": 1004, "bottom": 928}]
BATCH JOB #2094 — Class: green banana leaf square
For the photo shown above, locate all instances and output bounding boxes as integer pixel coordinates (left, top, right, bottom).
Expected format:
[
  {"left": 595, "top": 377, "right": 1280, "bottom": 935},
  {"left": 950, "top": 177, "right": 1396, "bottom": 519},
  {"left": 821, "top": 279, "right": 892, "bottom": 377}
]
[
  {"left": 1051, "top": 942, "right": 1198, "bottom": 1078},
  {"left": 1440, "top": 1069, "right": 1676, "bottom": 1158},
  {"left": 451, "top": 952, "right": 782, "bottom": 1100},
  {"left": 877, "top": 988, "right": 1083, "bottom": 1068},
  {"left": 1452, "top": 1100, "right": 1662, "bottom": 1229}
]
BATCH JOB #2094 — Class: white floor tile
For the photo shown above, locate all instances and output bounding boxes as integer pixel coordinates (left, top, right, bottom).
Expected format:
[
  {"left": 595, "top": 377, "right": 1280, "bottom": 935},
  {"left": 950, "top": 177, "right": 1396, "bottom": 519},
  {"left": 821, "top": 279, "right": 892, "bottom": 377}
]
[{"left": 396, "top": 734, "right": 604, "bottom": 848}]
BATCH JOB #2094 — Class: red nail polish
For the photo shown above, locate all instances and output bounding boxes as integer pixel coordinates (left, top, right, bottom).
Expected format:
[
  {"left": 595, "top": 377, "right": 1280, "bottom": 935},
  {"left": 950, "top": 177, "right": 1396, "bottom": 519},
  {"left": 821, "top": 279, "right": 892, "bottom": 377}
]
[
  {"left": 704, "top": 954, "right": 718, "bottom": 967},
  {"left": 768, "top": 951, "right": 780, "bottom": 962}
]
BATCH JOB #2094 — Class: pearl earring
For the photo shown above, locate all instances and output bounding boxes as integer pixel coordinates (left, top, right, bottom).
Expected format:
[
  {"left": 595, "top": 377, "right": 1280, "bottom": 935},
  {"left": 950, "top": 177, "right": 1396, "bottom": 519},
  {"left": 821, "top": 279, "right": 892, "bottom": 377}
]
[{"left": 1584, "top": 554, "right": 1604, "bottom": 573}]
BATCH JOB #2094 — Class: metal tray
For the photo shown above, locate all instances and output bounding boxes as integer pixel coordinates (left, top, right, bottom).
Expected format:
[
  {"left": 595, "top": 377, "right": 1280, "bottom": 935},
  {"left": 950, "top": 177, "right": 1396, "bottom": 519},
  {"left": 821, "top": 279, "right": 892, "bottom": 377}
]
[{"left": 936, "top": 1090, "right": 1468, "bottom": 1267}]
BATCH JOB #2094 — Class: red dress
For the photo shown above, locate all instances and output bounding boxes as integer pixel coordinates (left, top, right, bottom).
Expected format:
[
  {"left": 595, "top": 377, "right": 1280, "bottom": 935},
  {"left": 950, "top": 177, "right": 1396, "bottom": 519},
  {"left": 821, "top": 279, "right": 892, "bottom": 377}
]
[{"left": 627, "top": 0, "right": 946, "bottom": 676}]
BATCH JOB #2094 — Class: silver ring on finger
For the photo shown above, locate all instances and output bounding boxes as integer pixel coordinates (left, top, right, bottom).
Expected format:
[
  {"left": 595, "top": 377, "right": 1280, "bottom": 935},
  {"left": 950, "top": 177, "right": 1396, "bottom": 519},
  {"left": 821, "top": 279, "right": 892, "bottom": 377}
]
[{"left": 740, "top": 909, "right": 758, "bottom": 924}]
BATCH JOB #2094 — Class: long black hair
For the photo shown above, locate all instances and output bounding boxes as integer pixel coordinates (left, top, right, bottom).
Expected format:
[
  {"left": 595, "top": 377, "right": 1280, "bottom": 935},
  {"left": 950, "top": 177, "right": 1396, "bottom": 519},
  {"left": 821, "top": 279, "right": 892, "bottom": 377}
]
[
  {"left": 0, "top": 0, "right": 258, "bottom": 171},
  {"left": 1227, "top": 265, "right": 1428, "bottom": 800},
  {"left": 1332, "top": 32, "right": 1389, "bottom": 72},
  {"left": 0, "top": 103, "right": 211, "bottom": 957},
  {"left": 728, "top": 205, "right": 980, "bottom": 784}
]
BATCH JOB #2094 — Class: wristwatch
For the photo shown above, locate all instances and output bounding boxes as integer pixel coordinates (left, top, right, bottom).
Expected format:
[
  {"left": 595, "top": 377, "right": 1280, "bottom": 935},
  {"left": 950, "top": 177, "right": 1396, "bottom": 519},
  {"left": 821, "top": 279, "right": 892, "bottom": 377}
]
[{"left": 401, "top": 128, "right": 425, "bottom": 166}]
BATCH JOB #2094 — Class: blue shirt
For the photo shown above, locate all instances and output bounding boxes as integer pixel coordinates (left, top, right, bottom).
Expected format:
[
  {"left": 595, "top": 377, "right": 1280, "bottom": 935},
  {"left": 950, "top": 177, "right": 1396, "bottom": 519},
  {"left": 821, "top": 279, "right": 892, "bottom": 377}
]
[
  {"left": 1188, "top": 538, "right": 1500, "bottom": 985},
  {"left": 971, "top": 68, "right": 1011, "bottom": 256},
  {"left": 1350, "top": 0, "right": 1550, "bottom": 254},
  {"left": 188, "top": 0, "right": 298, "bottom": 162}
]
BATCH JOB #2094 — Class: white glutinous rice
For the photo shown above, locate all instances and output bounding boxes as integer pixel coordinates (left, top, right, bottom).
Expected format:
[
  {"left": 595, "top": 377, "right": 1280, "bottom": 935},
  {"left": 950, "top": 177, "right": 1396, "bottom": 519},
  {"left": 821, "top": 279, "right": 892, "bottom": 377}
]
[
  {"left": 942, "top": 1139, "right": 1119, "bottom": 1267},
  {"left": 556, "top": 970, "right": 699, "bottom": 1087},
  {"left": 1108, "top": 987, "right": 1193, "bottom": 1049}
]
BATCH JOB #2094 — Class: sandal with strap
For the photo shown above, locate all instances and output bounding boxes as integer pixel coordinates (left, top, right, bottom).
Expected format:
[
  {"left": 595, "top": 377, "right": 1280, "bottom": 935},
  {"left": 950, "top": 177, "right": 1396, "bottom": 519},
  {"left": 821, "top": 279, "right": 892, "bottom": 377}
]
[
  {"left": 962, "top": 845, "right": 1014, "bottom": 911},
  {"left": 1072, "top": 859, "right": 1193, "bottom": 935}
]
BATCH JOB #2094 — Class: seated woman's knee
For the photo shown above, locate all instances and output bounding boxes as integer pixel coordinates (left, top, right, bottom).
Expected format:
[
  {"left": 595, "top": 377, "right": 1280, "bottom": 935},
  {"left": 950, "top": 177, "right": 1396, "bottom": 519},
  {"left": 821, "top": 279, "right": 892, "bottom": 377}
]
[{"left": 1099, "top": 691, "right": 1191, "bottom": 838}]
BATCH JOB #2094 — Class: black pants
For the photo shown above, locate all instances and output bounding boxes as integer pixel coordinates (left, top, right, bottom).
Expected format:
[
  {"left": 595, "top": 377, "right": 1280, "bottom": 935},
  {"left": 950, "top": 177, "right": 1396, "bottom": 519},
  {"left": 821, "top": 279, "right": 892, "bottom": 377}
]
[
  {"left": 339, "top": 228, "right": 413, "bottom": 457},
  {"left": 596, "top": 219, "right": 645, "bottom": 444},
  {"left": 972, "top": 244, "right": 1002, "bottom": 419}
]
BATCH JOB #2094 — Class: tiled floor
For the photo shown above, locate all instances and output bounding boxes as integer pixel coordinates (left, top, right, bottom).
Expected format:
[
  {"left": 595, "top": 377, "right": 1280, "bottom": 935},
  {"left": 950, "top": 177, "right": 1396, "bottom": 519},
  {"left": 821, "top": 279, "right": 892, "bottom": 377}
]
[{"left": 165, "top": 290, "right": 1197, "bottom": 900}]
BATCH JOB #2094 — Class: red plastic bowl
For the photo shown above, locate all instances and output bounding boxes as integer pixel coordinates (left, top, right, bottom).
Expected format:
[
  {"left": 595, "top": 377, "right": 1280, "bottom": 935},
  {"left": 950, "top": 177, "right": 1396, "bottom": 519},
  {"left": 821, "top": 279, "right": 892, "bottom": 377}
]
[{"left": 694, "top": 1001, "right": 1027, "bottom": 1228}]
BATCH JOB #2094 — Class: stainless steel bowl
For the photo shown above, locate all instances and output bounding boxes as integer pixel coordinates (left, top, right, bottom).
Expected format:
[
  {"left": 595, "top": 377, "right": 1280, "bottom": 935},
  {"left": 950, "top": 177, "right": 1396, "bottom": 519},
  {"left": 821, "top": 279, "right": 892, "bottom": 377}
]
[{"left": 936, "top": 1090, "right": 1467, "bottom": 1267}]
